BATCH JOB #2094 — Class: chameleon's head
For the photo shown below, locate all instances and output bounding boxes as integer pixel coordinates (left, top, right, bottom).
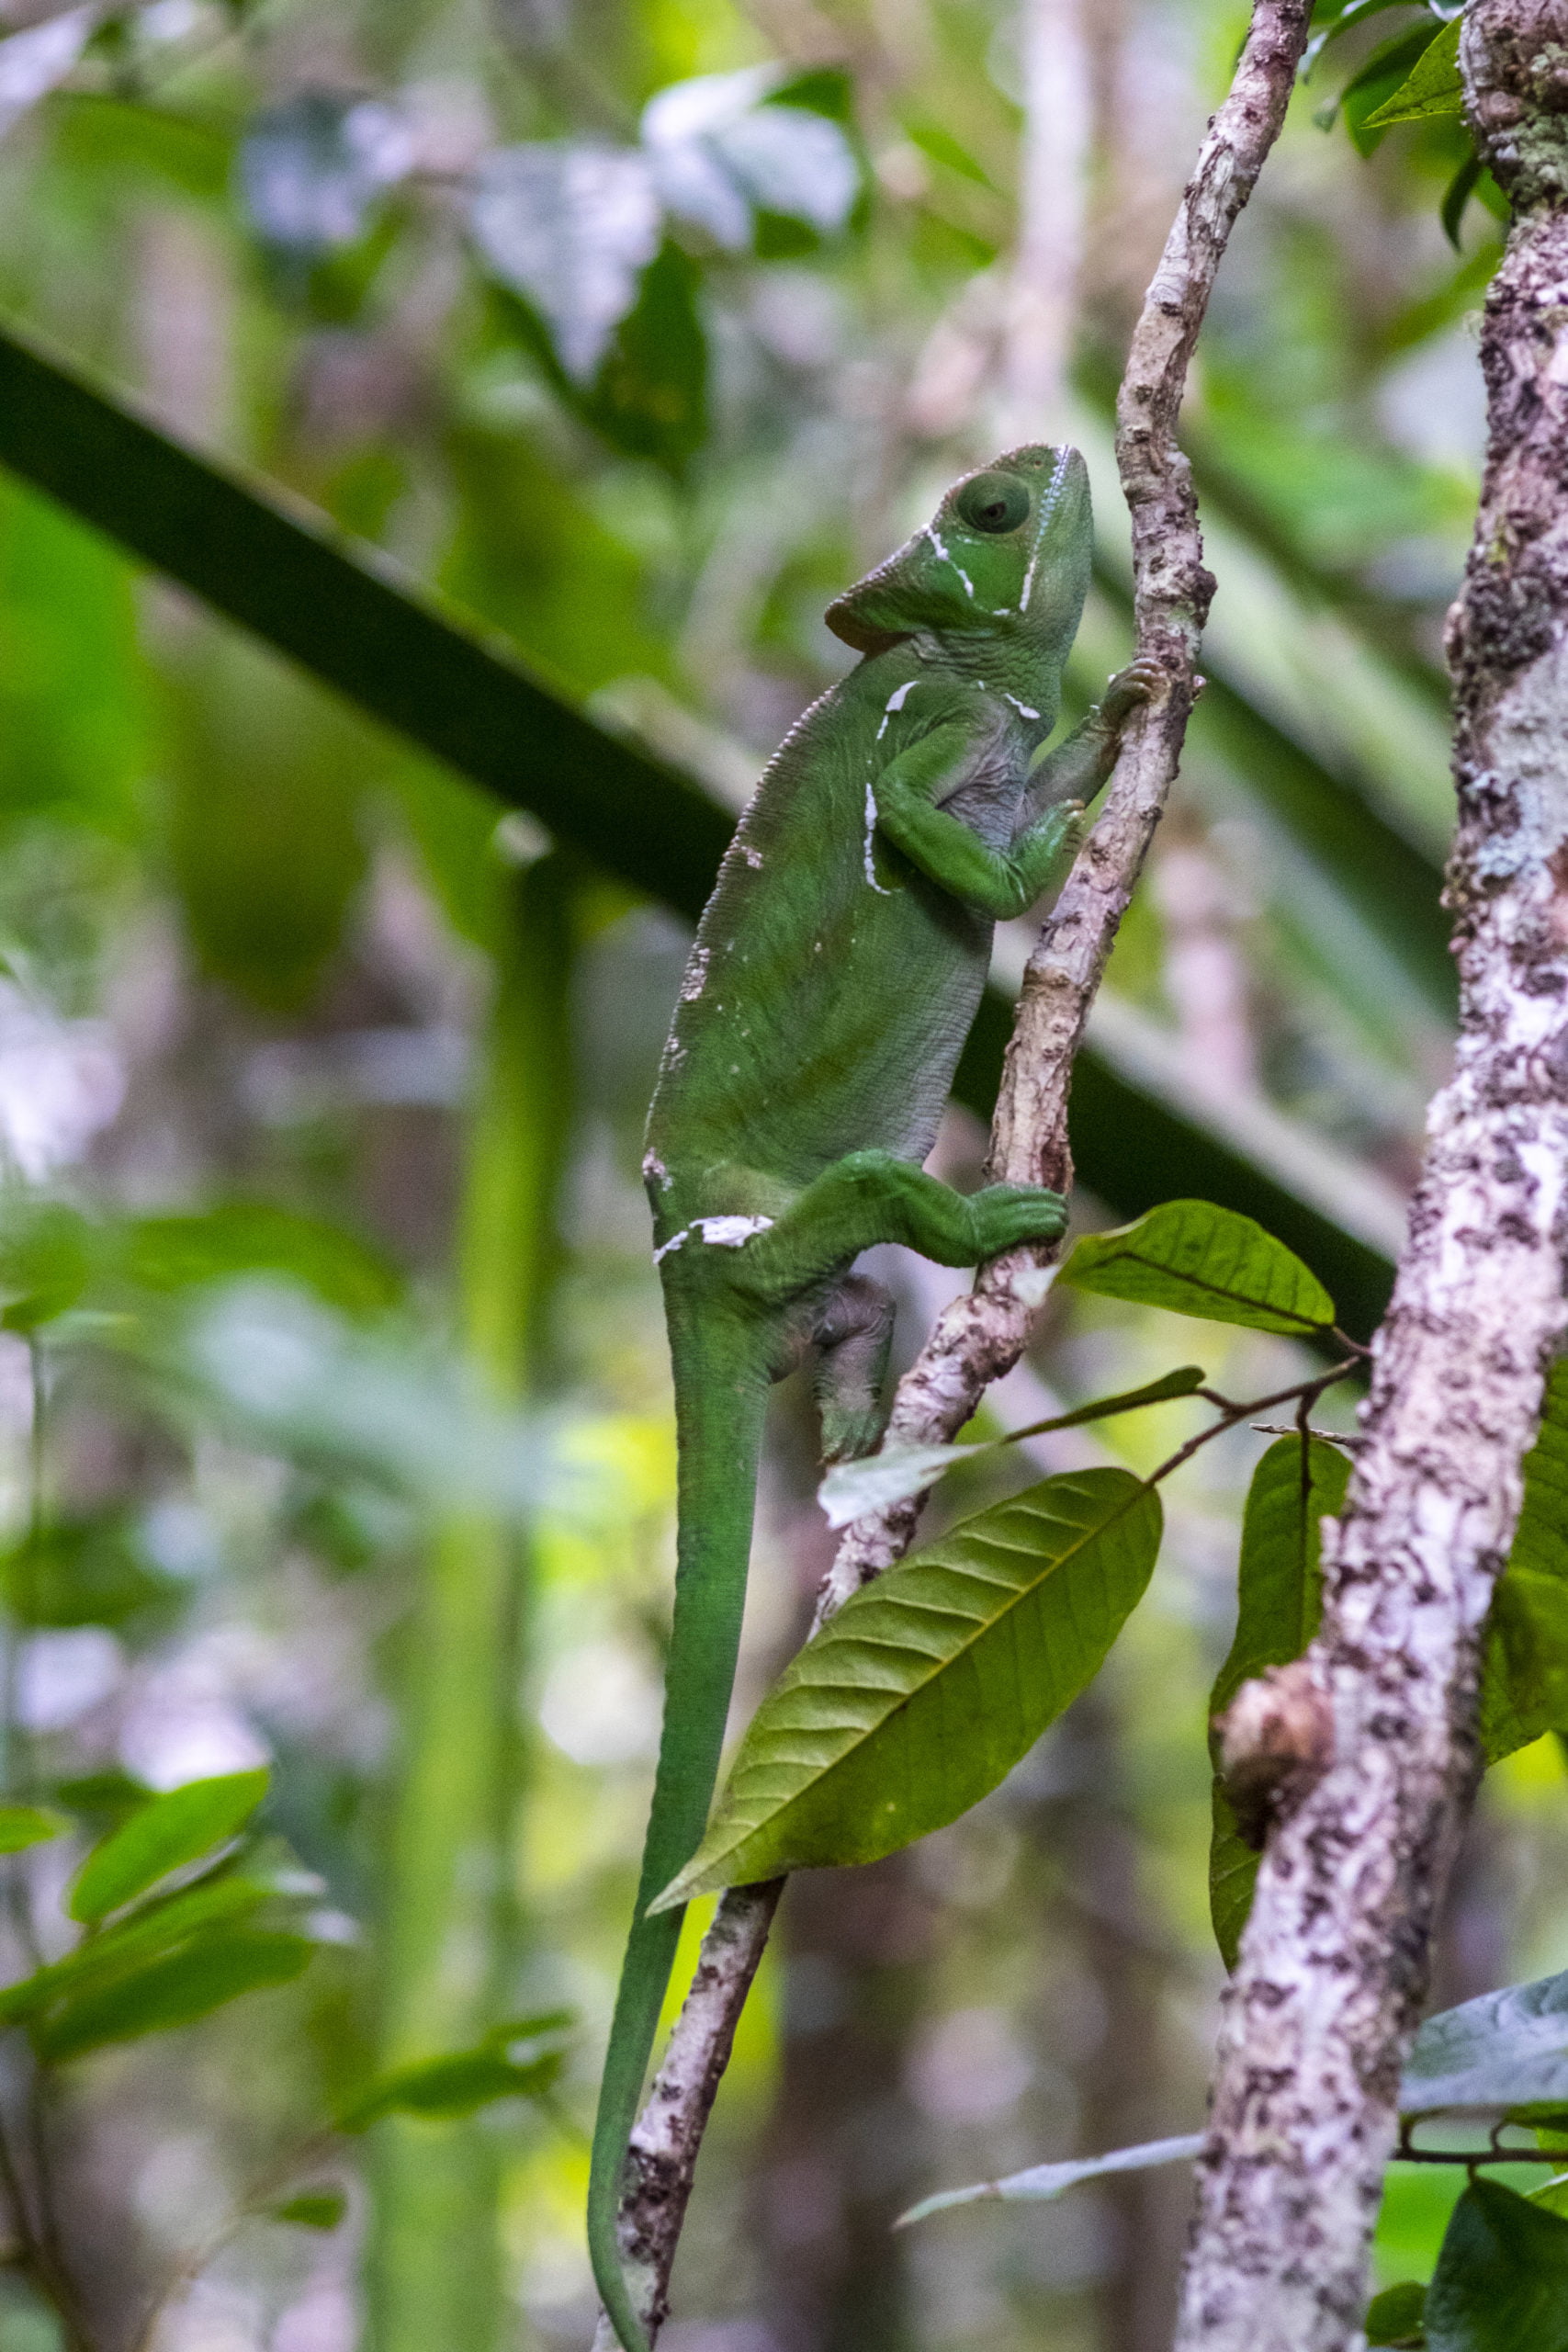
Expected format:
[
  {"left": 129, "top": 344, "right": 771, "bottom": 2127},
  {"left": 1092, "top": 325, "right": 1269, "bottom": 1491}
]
[{"left": 825, "top": 445, "right": 1091, "bottom": 658}]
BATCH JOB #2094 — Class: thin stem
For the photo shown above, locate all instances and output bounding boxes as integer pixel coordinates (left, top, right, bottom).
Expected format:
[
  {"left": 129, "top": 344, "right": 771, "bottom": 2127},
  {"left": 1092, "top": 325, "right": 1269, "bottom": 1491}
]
[{"left": 1143, "top": 1364, "right": 1359, "bottom": 1494}]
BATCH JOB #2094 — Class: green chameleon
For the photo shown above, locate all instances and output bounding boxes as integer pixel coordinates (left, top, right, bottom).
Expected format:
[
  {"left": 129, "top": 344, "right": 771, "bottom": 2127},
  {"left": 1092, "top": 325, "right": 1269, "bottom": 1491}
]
[{"left": 588, "top": 443, "right": 1157, "bottom": 2351}]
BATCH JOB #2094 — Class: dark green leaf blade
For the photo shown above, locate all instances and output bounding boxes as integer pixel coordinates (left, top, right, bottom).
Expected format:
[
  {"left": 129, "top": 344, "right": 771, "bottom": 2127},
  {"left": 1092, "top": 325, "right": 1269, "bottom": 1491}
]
[
  {"left": 1057, "top": 1201, "right": 1337, "bottom": 1337},
  {"left": 1482, "top": 1361, "right": 1568, "bottom": 1762},
  {"left": 1368, "top": 2278, "right": 1428, "bottom": 2346},
  {"left": 1425, "top": 2179, "right": 1568, "bottom": 2351},
  {"left": 1209, "top": 1435, "right": 1350, "bottom": 1965},
  {"left": 67, "top": 1770, "right": 269, "bottom": 1923},
  {"left": 32, "top": 1930, "right": 313, "bottom": 2061},
  {"left": 654, "top": 1468, "right": 1161, "bottom": 1906},
  {"left": 337, "top": 2046, "right": 563, "bottom": 2130}
]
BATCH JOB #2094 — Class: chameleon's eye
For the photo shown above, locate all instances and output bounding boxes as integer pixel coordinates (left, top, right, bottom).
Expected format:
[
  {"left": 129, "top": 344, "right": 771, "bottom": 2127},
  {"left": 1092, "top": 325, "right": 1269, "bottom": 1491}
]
[{"left": 955, "top": 473, "right": 1030, "bottom": 534}]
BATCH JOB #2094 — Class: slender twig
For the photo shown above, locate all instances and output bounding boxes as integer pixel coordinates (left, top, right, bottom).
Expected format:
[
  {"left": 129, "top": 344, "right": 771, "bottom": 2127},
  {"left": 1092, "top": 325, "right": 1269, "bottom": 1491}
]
[{"left": 589, "top": 6, "right": 1314, "bottom": 2337}]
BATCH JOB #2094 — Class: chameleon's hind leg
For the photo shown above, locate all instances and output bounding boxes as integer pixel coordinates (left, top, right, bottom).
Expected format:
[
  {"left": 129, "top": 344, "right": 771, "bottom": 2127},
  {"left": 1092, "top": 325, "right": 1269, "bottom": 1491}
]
[
  {"left": 732, "top": 1148, "right": 1066, "bottom": 1307},
  {"left": 811, "top": 1272, "right": 895, "bottom": 1464}
]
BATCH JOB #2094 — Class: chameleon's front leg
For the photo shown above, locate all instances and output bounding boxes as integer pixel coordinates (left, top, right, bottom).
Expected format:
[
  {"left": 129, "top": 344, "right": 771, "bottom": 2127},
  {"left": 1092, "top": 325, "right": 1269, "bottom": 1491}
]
[
  {"left": 870, "top": 659, "right": 1161, "bottom": 921},
  {"left": 1027, "top": 655, "right": 1165, "bottom": 809},
  {"left": 728, "top": 1148, "right": 1066, "bottom": 1308}
]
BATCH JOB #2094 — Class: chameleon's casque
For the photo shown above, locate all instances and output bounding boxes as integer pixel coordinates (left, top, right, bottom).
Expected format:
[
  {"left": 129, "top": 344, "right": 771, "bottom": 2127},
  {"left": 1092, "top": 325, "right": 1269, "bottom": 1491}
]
[{"left": 588, "top": 446, "right": 1157, "bottom": 2352}]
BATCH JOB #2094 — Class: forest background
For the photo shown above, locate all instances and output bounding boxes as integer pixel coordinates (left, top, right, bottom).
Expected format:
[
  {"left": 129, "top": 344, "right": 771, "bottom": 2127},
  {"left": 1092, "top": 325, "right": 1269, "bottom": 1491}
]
[{"left": 0, "top": 0, "right": 1533, "bottom": 2346}]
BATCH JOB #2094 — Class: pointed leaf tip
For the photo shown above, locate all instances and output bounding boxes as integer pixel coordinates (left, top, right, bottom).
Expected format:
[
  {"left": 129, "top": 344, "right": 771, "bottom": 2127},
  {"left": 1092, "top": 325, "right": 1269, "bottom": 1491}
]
[
  {"left": 656, "top": 1467, "right": 1161, "bottom": 1907},
  {"left": 1058, "top": 1201, "right": 1336, "bottom": 1337}
]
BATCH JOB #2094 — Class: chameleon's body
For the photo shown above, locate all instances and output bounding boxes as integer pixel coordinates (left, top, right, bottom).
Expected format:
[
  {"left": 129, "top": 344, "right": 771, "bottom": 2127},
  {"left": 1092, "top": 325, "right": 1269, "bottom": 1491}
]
[{"left": 589, "top": 445, "right": 1155, "bottom": 2351}]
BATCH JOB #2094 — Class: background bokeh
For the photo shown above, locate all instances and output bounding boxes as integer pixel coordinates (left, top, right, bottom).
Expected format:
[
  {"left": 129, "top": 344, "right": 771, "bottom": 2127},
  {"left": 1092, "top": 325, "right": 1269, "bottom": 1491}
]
[{"left": 0, "top": 0, "right": 1549, "bottom": 2346}]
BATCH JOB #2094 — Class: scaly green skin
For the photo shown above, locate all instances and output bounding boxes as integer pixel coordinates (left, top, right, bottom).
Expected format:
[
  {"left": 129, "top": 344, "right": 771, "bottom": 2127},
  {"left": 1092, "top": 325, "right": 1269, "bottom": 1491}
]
[{"left": 588, "top": 445, "right": 1156, "bottom": 2352}]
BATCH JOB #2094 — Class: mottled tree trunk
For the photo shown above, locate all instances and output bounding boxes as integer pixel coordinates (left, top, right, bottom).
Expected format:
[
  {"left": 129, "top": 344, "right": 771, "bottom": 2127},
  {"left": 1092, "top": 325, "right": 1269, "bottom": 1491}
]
[{"left": 1174, "top": 11, "right": 1568, "bottom": 2343}]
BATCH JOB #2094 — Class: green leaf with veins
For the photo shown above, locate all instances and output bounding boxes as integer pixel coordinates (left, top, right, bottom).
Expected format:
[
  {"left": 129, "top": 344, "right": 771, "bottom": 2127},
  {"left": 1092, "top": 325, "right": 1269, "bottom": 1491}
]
[
  {"left": 1424, "top": 2179, "right": 1568, "bottom": 2351},
  {"left": 1362, "top": 15, "right": 1464, "bottom": 129},
  {"left": 1208, "top": 1434, "right": 1350, "bottom": 1967},
  {"left": 653, "top": 1469, "right": 1161, "bottom": 1906},
  {"left": 67, "top": 1770, "right": 269, "bottom": 1923},
  {"left": 1401, "top": 1968, "right": 1568, "bottom": 2125},
  {"left": 1057, "top": 1201, "right": 1337, "bottom": 1337}
]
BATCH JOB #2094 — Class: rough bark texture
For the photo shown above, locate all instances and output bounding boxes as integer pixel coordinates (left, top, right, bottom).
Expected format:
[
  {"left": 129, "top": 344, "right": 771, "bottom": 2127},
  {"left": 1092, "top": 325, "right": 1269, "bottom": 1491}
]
[
  {"left": 588, "top": 6, "right": 1311, "bottom": 2337},
  {"left": 1172, "top": 12, "right": 1568, "bottom": 2344}
]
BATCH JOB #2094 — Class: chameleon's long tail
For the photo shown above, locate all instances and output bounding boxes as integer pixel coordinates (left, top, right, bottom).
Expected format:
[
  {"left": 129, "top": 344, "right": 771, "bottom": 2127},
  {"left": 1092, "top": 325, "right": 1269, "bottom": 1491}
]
[{"left": 588, "top": 1296, "right": 773, "bottom": 2352}]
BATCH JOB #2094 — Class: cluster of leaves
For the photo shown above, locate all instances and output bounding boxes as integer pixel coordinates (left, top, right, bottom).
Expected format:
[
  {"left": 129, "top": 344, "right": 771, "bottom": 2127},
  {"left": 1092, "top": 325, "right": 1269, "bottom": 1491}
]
[
  {"left": 668, "top": 1188, "right": 1568, "bottom": 2345},
  {"left": 1310, "top": 0, "right": 1505, "bottom": 248}
]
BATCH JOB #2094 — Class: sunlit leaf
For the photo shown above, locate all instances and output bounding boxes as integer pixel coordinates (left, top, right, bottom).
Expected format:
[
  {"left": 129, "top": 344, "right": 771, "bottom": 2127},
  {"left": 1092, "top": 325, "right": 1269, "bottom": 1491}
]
[
  {"left": 1057, "top": 1200, "right": 1337, "bottom": 1337},
  {"left": 239, "top": 91, "right": 412, "bottom": 255},
  {"left": 1363, "top": 15, "right": 1464, "bottom": 130},
  {"left": 469, "top": 143, "right": 661, "bottom": 385},
  {"left": 896, "top": 2132, "right": 1202, "bottom": 2228},
  {"left": 1424, "top": 2179, "right": 1568, "bottom": 2350},
  {"left": 1480, "top": 1360, "right": 1568, "bottom": 1763},
  {"left": 0, "top": 1807, "right": 64, "bottom": 1855},
  {"left": 817, "top": 1365, "right": 1206, "bottom": 1527},
  {"left": 1209, "top": 1435, "right": 1350, "bottom": 1966},
  {"left": 653, "top": 1469, "right": 1160, "bottom": 1907},
  {"left": 337, "top": 2044, "right": 563, "bottom": 2129},
  {"left": 67, "top": 1770, "right": 269, "bottom": 1923},
  {"left": 32, "top": 1929, "right": 314, "bottom": 2060}
]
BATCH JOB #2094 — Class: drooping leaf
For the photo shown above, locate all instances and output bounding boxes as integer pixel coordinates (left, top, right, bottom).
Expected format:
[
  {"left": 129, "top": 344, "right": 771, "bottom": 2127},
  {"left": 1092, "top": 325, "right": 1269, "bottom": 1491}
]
[
  {"left": 0, "top": 1807, "right": 64, "bottom": 1855},
  {"left": 32, "top": 1929, "right": 314, "bottom": 2061},
  {"left": 653, "top": 1468, "right": 1161, "bottom": 1907},
  {"left": 1401, "top": 1968, "right": 1568, "bottom": 2125},
  {"left": 469, "top": 143, "right": 661, "bottom": 385},
  {"left": 67, "top": 1769, "right": 269, "bottom": 1923},
  {"left": 271, "top": 2189, "right": 347, "bottom": 2231},
  {"left": 1208, "top": 1435, "right": 1351, "bottom": 1966},
  {"left": 1441, "top": 149, "right": 1484, "bottom": 249},
  {"left": 576, "top": 243, "right": 706, "bottom": 477},
  {"left": 1480, "top": 1360, "right": 1568, "bottom": 1763},
  {"left": 895, "top": 2132, "right": 1203, "bottom": 2228},
  {"left": 1057, "top": 1201, "right": 1337, "bottom": 1337},
  {"left": 337, "top": 2044, "right": 563, "bottom": 2130},
  {"left": 904, "top": 122, "right": 996, "bottom": 188},
  {"left": 238, "top": 92, "right": 412, "bottom": 257},
  {"left": 1367, "top": 2279, "right": 1428, "bottom": 2346},
  {"left": 1424, "top": 2178, "right": 1568, "bottom": 2351},
  {"left": 818, "top": 1365, "right": 1206, "bottom": 1526},
  {"left": 1362, "top": 16, "right": 1464, "bottom": 131}
]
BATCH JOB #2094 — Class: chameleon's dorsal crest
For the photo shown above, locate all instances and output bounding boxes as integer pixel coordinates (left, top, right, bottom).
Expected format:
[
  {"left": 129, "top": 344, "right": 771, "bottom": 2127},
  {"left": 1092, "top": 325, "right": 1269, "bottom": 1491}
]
[{"left": 825, "top": 443, "right": 1091, "bottom": 656}]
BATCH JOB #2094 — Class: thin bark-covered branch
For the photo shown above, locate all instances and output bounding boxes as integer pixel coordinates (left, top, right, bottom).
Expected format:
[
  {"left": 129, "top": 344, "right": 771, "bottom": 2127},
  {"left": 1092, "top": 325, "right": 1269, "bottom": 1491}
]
[
  {"left": 587, "top": 10, "right": 1310, "bottom": 2341},
  {"left": 1173, "top": 10, "right": 1568, "bottom": 2345}
]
